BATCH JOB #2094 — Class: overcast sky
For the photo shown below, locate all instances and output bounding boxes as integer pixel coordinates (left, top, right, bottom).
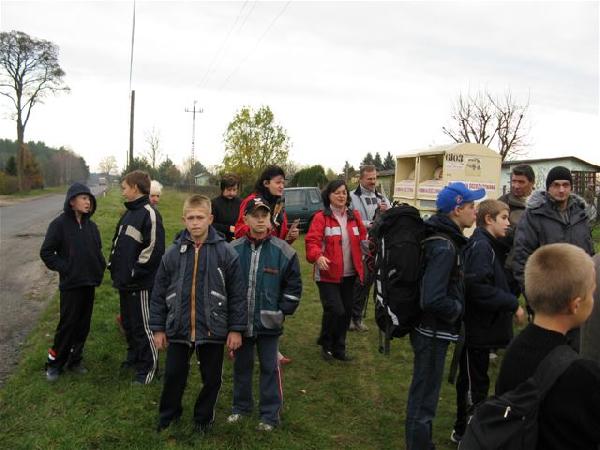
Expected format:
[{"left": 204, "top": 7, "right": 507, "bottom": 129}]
[{"left": 1, "top": 0, "right": 598, "bottom": 174}]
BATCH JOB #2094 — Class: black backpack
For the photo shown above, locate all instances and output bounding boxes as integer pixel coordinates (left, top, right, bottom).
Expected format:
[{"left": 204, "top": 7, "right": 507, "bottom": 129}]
[
  {"left": 459, "top": 345, "right": 580, "bottom": 450},
  {"left": 371, "top": 204, "right": 428, "bottom": 354}
]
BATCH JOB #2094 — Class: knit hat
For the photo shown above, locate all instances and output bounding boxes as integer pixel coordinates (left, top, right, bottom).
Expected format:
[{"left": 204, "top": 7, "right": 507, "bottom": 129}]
[
  {"left": 545, "top": 166, "right": 572, "bottom": 190},
  {"left": 436, "top": 182, "right": 486, "bottom": 213}
]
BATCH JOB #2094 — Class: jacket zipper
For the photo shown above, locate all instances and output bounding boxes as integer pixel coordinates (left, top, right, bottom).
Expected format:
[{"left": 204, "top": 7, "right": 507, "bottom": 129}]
[{"left": 190, "top": 245, "right": 201, "bottom": 341}]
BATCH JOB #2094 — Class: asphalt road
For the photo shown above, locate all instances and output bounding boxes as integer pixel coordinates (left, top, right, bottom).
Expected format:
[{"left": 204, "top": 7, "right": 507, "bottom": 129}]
[{"left": 0, "top": 185, "right": 104, "bottom": 386}]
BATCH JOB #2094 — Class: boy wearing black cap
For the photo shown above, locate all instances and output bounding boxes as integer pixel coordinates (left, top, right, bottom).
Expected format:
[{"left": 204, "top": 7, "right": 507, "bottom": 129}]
[
  {"left": 405, "top": 182, "right": 485, "bottom": 450},
  {"left": 512, "top": 166, "right": 594, "bottom": 350},
  {"left": 40, "top": 183, "right": 106, "bottom": 382},
  {"left": 228, "top": 198, "right": 302, "bottom": 431}
]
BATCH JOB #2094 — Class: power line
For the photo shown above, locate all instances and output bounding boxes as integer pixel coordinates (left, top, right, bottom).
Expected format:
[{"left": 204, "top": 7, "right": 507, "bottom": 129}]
[
  {"left": 197, "top": 0, "right": 256, "bottom": 89},
  {"left": 218, "top": 1, "right": 291, "bottom": 91}
]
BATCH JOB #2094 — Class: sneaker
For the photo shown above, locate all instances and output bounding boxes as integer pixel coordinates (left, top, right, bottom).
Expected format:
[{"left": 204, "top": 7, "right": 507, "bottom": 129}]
[
  {"left": 194, "top": 421, "right": 213, "bottom": 434},
  {"left": 279, "top": 355, "right": 292, "bottom": 365},
  {"left": 348, "top": 321, "right": 357, "bottom": 331},
  {"left": 321, "top": 348, "right": 334, "bottom": 361},
  {"left": 256, "top": 422, "right": 274, "bottom": 432},
  {"left": 489, "top": 351, "right": 498, "bottom": 361},
  {"left": 226, "top": 414, "right": 243, "bottom": 424},
  {"left": 450, "top": 429, "right": 463, "bottom": 444},
  {"left": 46, "top": 367, "right": 60, "bottom": 382},
  {"left": 67, "top": 363, "right": 88, "bottom": 374},
  {"left": 354, "top": 320, "right": 369, "bottom": 332}
]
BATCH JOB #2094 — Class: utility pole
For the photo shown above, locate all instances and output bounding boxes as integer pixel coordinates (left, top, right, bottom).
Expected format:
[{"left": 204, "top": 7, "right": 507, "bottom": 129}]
[
  {"left": 185, "top": 101, "right": 203, "bottom": 186},
  {"left": 129, "top": 90, "right": 135, "bottom": 166}
]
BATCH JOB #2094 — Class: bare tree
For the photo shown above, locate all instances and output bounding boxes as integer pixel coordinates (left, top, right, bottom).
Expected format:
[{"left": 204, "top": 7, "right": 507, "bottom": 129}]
[
  {"left": 0, "top": 31, "right": 70, "bottom": 190},
  {"left": 442, "top": 90, "right": 529, "bottom": 161},
  {"left": 98, "top": 155, "right": 118, "bottom": 175},
  {"left": 144, "top": 127, "right": 162, "bottom": 169}
]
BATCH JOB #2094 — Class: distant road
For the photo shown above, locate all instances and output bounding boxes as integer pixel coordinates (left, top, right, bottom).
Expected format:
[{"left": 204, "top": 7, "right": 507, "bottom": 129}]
[{"left": 0, "top": 185, "right": 104, "bottom": 386}]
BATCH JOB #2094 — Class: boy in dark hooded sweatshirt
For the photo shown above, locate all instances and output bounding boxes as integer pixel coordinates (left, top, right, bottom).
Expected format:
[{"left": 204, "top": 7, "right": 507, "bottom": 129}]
[{"left": 40, "top": 182, "right": 106, "bottom": 382}]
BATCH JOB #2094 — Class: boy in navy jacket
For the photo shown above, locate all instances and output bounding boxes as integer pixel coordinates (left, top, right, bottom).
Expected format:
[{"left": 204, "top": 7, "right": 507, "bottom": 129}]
[
  {"left": 40, "top": 183, "right": 106, "bottom": 381},
  {"left": 150, "top": 195, "right": 247, "bottom": 433},
  {"left": 451, "top": 199, "right": 525, "bottom": 443},
  {"left": 108, "top": 170, "right": 165, "bottom": 384},
  {"left": 228, "top": 198, "right": 302, "bottom": 431}
]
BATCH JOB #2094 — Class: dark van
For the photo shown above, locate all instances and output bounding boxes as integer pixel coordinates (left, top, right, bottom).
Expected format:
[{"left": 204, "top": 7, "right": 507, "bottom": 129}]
[{"left": 284, "top": 187, "right": 323, "bottom": 231}]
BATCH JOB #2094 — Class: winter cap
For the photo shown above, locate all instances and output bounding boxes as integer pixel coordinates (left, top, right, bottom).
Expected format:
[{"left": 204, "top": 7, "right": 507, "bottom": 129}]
[
  {"left": 436, "top": 182, "right": 486, "bottom": 213},
  {"left": 545, "top": 166, "right": 572, "bottom": 190},
  {"left": 244, "top": 198, "right": 271, "bottom": 215}
]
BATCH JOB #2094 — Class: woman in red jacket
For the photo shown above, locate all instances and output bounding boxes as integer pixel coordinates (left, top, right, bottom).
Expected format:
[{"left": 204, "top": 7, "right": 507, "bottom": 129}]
[
  {"left": 234, "top": 165, "right": 299, "bottom": 244},
  {"left": 305, "top": 179, "right": 367, "bottom": 361}
]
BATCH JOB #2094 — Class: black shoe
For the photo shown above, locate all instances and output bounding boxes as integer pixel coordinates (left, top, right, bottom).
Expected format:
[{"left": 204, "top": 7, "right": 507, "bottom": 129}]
[
  {"left": 321, "top": 348, "right": 334, "bottom": 361},
  {"left": 194, "top": 421, "right": 213, "bottom": 434},
  {"left": 46, "top": 367, "right": 61, "bottom": 382},
  {"left": 333, "top": 353, "right": 353, "bottom": 362}
]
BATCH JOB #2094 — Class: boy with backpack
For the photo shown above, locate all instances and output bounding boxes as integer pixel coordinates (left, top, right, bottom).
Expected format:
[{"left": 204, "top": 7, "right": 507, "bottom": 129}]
[
  {"left": 451, "top": 200, "right": 525, "bottom": 443},
  {"left": 462, "top": 243, "right": 600, "bottom": 450},
  {"left": 228, "top": 198, "right": 302, "bottom": 431},
  {"left": 40, "top": 183, "right": 106, "bottom": 382},
  {"left": 150, "top": 194, "right": 247, "bottom": 433},
  {"left": 108, "top": 170, "right": 165, "bottom": 384},
  {"left": 405, "top": 182, "right": 485, "bottom": 450}
]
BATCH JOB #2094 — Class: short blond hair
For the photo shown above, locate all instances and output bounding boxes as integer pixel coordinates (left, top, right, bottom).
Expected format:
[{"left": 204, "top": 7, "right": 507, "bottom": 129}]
[
  {"left": 150, "top": 180, "right": 163, "bottom": 195},
  {"left": 183, "top": 194, "right": 211, "bottom": 214},
  {"left": 525, "top": 243, "right": 594, "bottom": 315},
  {"left": 476, "top": 199, "right": 509, "bottom": 227}
]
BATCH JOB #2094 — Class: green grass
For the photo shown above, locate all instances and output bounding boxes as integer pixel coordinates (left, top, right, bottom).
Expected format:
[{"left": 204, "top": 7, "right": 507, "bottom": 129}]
[
  {"left": 3, "top": 188, "right": 594, "bottom": 450},
  {"left": 2, "top": 185, "right": 68, "bottom": 198}
]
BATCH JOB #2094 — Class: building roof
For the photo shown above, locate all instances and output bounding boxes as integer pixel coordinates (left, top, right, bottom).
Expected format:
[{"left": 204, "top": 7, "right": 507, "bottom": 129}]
[{"left": 502, "top": 156, "right": 600, "bottom": 171}]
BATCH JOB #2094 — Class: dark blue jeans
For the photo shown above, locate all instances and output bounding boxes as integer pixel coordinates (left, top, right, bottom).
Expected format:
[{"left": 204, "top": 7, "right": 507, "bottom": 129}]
[{"left": 405, "top": 330, "right": 451, "bottom": 450}]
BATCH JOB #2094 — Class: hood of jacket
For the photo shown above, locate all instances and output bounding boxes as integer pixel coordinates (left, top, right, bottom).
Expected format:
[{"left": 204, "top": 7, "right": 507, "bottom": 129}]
[
  {"left": 526, "top": 191, "right": 589, "bottom": 222},
  {"left": 426, "top": 213, "right": 468, "bottom": 247},
  {"left": 63, "top": 182, "right": 96, "bottom": 218}
]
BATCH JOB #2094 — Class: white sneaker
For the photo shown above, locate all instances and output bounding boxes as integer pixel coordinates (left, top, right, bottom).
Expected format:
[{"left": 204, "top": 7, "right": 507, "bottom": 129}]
[
  {"left": 256, "top": 422, "right": 274, "bottom": 432},
  {"left": 450, "top": 429, "right": 462, "bottom": 444},
  {"left": 226, "top": 414, "right": 243, "bottom": 424}
]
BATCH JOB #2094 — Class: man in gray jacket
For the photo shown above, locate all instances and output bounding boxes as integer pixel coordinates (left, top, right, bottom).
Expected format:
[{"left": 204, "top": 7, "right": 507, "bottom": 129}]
[
  {"left": 512, "top": 166, "right": 594, "bottom": 350},
  {"left": 349, "top": 165, "right": 391, "bottom": 331}
]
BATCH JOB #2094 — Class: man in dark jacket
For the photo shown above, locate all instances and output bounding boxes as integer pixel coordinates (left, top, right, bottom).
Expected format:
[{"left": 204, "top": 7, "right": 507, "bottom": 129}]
[
  {"left": 405, "top": 182, "right": 485, "bottom": 450},
  {"left": 512, "top": 166, "right": 594, "bottom": 350},
  {"left": 227, "top": 199, "right": 302, "bottom": 431},
  {"left": 498, "top": 164, "right": 535, "bottom": 296},
  {"left": 108, "top": 170, "right": 165, "bottom": 384},
  {"left": 40, "top": 182, "right": 106, "bottom": 381},
  {"left": 150, "top": 194, "right": 246, "bottom": 433},
  {"left": 211, "top": 174, "right": 242, "bottom": 242},
  {"left": 451, "top": 199, "right": 524, "bottom": 443}
]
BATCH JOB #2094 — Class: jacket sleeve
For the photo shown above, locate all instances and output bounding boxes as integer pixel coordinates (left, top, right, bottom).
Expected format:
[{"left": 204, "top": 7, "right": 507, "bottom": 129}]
[
  {"left": 149, "top": 256, "right": 169, "bottom": 332},
  {"left": 40, "top": 219, "right": 68, "bottom": 273},
  {"left": 279, "top": 252, "right": 302, "bottom": 315},
  {"left": 224, "top": 248, "right": 248, "bottom": 332},
  {"left": 465, "top": 241, "right": 519, "bottom": 313},
  {"left": 93, "top": 222, "right": 107, "bottom": 271},
  {"left": 353, "top": 210, "right": 369, "bottom": 254},
  {"left": 132, "top": 207, "right": 166, "bottom": 281},
  {"left": 234, "top": 196, "right": 251, "bottom": 239},
  {"left": 305, "top": 213, "right": 325, "bottom": 263},
  {"left": 512, "top": 211, "right": 539, "bottom": 292},
  {"left": 420, "top": 240, "right": 462, "bottom": 323}
]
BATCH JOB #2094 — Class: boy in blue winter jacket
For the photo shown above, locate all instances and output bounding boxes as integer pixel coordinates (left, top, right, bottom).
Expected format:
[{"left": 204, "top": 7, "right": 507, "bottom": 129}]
[
  {"left": 149, "top": 194, "right": 247, "bottom": 433},
  {"left": 40, "top": 183, "right": 106, "bottom": 382},
  {"left": 228, "top": 198, "right": 302, "bottom": 431},
  {"left": 451, "top": 199, "right": 525, "bottom": 443}
]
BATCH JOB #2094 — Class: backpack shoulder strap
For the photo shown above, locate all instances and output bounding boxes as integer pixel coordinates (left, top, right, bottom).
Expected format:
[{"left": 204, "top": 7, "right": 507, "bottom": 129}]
[{"left": 532, "top": 344, "right": 580, "bottom": 398}]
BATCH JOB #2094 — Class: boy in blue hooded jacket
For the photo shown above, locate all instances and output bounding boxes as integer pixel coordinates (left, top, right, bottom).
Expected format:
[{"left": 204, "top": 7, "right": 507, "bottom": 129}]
[{"left": 40, "top": 182, "right": 106, "bottom": 381}]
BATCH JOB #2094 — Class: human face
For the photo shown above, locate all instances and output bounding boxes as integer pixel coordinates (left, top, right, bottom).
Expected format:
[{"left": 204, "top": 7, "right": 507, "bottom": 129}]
[
  {"left": 511, "top": 174, "right": 534, "bottom": 198},
  {"left": 149, "top": 193, "right": 160, "bottom": 206},
  {"left": 182, "top": 207, "right": 213, "bottom": 243},
  {"left": 547, "top": 180, "right": 571, "bottom": 205},
  {"left": 121, "top": 181, "right": 141, "bottom": 202},
  {"left": 70, "top": 194, "right": 91, "bottom": 215},
  {"left": 263, "top": 175, "right": 285, "bottom": 197},
  {"left": 486, "top": 209, "right": 510, "bottom": 239},
  {"left": 243, "top": 209, "right": 271, "bottom": 237},
  {"left": 222, "top": 185, "right": 238, "bottom": 200},
  {"left": 360, "top": 170, "right": 377, "bottom": 191},
  {"left": 329, "top": 185, "right": 348, "bottom": 209},
  {"left": 454, "top": 202, "right": 477, "bottom": 229}
]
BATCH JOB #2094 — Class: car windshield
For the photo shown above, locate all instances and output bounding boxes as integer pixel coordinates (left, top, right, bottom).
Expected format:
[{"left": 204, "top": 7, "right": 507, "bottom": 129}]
[{"left": 285, "top": 190, "right": 305, "bottom": 206}]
